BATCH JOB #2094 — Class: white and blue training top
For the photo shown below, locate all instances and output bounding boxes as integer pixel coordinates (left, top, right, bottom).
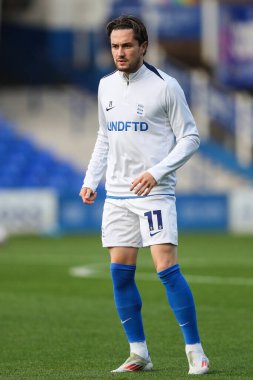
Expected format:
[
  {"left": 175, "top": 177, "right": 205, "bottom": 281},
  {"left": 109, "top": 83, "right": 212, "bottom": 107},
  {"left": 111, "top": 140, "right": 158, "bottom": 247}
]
[{"left": 82, "top": 62, "right": 200, "bottom": 198}]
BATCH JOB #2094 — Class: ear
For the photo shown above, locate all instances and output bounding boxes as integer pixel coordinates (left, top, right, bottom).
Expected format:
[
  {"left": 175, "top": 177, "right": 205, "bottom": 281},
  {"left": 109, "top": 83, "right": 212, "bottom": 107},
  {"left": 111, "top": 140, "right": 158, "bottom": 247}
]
[{"left": 141, "top": 41, "right": 148, "bottom": 56}]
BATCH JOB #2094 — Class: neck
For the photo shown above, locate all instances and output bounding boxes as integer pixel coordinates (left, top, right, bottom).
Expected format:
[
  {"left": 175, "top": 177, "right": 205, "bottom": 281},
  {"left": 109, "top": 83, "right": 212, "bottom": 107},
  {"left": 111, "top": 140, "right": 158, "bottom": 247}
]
[{"left": 122, "top": 61, "right": 144, "bottom": 77}]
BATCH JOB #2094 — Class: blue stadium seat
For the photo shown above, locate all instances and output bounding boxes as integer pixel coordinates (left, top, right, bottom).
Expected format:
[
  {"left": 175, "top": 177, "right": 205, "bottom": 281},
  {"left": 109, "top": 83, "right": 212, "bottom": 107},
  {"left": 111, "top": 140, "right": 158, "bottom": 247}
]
[
  {"left": 200, "top": 141, "right": 253, "bottom": 181},
  {"left": 0, "top": 118, "right": 84, "bottom": 192}
]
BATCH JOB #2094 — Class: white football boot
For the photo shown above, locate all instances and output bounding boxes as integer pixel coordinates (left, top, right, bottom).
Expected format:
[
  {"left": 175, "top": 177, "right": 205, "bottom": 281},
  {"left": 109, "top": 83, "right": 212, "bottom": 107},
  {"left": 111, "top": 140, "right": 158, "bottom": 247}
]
[
  {"left": 187, "top": 350, "right": 209, "bottom": 375},
  {"left": 111, "top": 352, "right": 153, "bottom": 373}
]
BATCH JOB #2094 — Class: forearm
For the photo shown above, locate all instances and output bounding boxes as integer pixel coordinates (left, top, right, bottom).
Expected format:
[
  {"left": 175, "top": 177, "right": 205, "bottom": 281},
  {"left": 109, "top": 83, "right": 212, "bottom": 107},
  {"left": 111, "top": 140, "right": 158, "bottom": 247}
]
[{"left": 147, "top": 134, "right": 200, "bottom": 183}]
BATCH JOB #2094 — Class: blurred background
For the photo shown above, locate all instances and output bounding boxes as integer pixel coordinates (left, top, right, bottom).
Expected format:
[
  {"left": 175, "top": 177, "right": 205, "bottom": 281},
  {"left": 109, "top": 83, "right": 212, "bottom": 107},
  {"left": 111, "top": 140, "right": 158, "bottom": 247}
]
[{"left": 1, "top": 0, "right": 253, "bottom": 238}]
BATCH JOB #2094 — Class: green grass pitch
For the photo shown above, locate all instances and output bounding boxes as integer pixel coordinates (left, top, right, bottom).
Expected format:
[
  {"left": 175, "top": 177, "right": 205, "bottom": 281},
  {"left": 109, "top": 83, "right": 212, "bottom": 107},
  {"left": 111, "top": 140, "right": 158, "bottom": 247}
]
[{"left": 0, "top": 233, "right": 252, "bottom": 379}]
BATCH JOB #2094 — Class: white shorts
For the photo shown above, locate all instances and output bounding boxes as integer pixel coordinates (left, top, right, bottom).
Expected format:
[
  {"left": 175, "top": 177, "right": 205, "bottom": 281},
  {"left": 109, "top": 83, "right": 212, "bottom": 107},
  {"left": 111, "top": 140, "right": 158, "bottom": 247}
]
[{"left": 101, "top": 195, "right": 178, "bottom": 248}]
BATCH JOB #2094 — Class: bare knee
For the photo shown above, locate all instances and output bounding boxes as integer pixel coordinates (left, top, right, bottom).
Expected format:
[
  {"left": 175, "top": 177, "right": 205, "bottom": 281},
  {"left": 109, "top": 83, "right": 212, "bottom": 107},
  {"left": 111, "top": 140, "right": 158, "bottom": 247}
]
[
  {"left": 150, "top": 244, "right": 178, "bottom": 272},
  {"left": 109, "top": 247, "right": 138, "bottom": 265}
]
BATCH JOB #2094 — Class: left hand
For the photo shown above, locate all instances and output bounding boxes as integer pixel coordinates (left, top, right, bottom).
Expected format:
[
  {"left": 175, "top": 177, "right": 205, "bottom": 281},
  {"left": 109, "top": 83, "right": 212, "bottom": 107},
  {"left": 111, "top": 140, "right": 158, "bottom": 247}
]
[{"left": 130, "top": 172, "right": 157, "bottom": 196}]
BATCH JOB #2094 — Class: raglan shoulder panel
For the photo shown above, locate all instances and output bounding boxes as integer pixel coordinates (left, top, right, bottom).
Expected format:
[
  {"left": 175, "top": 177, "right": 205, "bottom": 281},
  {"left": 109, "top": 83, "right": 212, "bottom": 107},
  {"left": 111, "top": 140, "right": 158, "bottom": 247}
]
[
  {"left": 144, "top": 63, "right": 183, "bottom": 97},
  {"left": 156, "top": 69, "right": 181, "bottom": 89},
  {"left": 101, "top": 69, "right": 118, "bottom": 80},
  {"left": 144, "top": 62, "right": 165, "bottom": 81},
  {"left": 100, "top": 70, "right": 118, "bottom": 85}
]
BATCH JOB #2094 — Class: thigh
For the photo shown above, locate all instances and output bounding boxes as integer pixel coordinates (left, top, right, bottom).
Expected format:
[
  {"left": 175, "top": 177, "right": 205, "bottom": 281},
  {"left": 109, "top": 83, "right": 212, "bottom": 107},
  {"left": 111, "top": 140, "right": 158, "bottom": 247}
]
[
  {"left": 129, "top": 196, "right": 178, "bottom": 247},
  {"left": 102, "top": 200, "right": 142, "bottom": 248}
]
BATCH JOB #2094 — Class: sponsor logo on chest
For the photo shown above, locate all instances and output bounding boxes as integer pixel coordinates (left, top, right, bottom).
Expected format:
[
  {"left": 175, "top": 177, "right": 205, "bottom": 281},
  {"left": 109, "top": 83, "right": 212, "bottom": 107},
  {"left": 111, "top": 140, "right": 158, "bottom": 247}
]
[{"left": 107, "top": 121, "right": 149, "bottom": 132}]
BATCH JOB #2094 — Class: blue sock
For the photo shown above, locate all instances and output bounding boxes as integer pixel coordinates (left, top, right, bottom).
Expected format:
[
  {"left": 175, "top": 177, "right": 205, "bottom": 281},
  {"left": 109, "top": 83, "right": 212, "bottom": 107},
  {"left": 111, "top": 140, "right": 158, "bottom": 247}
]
[
  {"left": 157, "top": 264, "right": 200, "bottom": 344},
  {"left": 110, "top": 263, "right": 145, "bottom": 343}
]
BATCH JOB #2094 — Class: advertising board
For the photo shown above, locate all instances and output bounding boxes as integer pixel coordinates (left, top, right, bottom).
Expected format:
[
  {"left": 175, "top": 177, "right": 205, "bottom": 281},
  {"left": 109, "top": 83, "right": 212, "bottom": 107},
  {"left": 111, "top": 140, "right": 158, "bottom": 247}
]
[
  {"left": 0, "top": 189, "right": 57, "bottom": 234},
  {"left": 218, "top": 4, "right": 253, "bottom": 88}
]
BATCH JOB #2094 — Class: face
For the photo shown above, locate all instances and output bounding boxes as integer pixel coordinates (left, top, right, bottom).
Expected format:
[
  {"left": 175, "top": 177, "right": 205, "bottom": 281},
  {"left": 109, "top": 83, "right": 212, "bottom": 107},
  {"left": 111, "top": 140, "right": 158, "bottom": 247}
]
[{"left": 110, "top": 29, "right": 147, "bottom": 74}]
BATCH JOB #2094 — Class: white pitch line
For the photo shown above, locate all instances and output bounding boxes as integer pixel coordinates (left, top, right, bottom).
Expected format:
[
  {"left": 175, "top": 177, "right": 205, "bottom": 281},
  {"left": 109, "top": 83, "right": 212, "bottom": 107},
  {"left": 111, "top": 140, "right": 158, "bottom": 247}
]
[
  {"left": 69, "top": 265, "right": 253, "bottom": 286},
  {"left": 69, "top": 267, "right": 95, "bottom": 277}
]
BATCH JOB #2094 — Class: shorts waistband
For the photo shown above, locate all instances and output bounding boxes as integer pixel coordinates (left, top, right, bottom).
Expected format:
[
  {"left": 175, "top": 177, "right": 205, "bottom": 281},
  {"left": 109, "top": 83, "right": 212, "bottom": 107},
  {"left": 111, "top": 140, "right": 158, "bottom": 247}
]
[{"left": 106, "top": 193, "right": 175, "bottom": 200}]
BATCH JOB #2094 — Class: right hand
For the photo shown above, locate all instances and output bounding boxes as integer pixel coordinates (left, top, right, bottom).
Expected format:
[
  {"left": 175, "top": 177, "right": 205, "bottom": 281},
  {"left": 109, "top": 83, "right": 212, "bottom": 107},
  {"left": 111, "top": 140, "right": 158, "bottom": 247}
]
[{"left": 79, "top": 187, "right": 97, "bottom": 204}]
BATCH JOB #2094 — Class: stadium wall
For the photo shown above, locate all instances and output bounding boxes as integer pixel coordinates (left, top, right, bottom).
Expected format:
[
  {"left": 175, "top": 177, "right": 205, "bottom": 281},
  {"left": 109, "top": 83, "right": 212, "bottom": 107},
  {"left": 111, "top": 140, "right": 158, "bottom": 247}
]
[
  {"left": 1, "top": 189, "right": 253, "bottom": 236},
  {"left": 0, "top": 0, "right": 201, "bottom": 86},
  {"left": 202, "top": 1, "right": 253, "bottom": 88}
]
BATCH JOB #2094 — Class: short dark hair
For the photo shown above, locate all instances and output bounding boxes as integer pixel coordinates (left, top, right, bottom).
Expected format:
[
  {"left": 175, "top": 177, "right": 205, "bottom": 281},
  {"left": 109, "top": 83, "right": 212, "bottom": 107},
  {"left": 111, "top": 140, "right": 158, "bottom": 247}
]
[{"left": 106, "top": 15, "right": 148, "bottom": 46}]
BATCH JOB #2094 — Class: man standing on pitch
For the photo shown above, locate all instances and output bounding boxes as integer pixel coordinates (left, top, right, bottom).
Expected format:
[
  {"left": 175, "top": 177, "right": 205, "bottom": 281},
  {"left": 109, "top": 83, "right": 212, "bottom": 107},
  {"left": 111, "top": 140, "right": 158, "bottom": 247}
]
[{"left": 80, "top": 15, "right": 209, "bottom": 375}]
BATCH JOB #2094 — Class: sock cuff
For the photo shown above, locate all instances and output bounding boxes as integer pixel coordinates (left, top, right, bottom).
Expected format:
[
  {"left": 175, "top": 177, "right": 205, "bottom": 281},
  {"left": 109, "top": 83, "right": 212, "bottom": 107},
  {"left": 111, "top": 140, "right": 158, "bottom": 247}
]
[
  {"left": 110, "top": 263, "right": 136, "bottom": 272},
  {"left": 157, "top": 264, "right": 180, "bottom": 279},
  {"left": 185, "top": 343, "right": 203, "bottom": 354}
]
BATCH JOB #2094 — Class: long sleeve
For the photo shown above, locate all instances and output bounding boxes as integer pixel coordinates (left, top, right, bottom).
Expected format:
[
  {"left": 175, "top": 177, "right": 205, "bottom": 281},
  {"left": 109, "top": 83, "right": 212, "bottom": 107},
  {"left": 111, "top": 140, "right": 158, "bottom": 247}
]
[
  {"left": 82, "top": 129, "right": 109, "bottom": 191},
  {"left": 82, "top": 84, "right": 109, "bottom": 191},
  {"left": 147, "top": 134, "right": 200, "bottom": 183},
  {"left": 148, "top": 78, "right": 200, "bottom": 183}
]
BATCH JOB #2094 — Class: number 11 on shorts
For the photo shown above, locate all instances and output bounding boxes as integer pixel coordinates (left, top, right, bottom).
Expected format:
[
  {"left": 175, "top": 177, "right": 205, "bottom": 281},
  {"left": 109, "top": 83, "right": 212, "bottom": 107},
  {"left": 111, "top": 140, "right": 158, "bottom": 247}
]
[{"left": 144, "top": 210, "right": 163, "bottom": 231}]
